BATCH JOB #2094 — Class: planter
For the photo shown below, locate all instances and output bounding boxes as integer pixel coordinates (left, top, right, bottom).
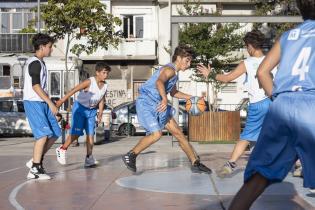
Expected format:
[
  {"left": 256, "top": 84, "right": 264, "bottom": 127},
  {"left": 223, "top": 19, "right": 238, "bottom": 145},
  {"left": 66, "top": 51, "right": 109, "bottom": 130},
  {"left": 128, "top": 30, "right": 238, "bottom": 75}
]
[{"left": 188, "top": 111, "right": 240, "bottom": 142}]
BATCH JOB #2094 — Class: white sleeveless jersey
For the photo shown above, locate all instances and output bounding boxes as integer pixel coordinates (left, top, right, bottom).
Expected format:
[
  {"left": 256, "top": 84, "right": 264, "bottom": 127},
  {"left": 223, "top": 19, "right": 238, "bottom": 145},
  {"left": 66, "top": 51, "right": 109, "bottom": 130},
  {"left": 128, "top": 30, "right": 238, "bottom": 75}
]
[
  {"left": 243, "top": 56, "right": 268, "bottom": 103},
  {"left": 23, "top": 56, "right": 48, "bottom": 101},
  {"left": 77, "top": 77, "right": 108, "bottom": 109}
]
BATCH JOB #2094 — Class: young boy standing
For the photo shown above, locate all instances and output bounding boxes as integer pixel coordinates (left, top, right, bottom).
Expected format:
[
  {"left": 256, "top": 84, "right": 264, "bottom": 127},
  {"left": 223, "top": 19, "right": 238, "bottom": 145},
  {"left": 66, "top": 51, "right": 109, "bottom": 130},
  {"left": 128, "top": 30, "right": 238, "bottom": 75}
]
[
  {"left": 229, "top": 1, "right": 315, "bottom": 209},
  {"left": 122, "top": 45, "right": 212, "bottom": 174},
  {"left": 24, "top": 33, "right": 60, "bottom": 180},
  {"left": 55, "top": 62, "right": 110, "bottom": 167}
]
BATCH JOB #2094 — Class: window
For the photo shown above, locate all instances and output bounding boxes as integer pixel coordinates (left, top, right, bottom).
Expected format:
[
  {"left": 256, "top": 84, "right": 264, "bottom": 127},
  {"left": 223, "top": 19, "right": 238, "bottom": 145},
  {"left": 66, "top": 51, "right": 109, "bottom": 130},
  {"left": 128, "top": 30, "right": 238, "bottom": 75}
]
[
  {"left": 0, "top": 101, "right": 13, "bottom": 112},
  {"left": 17, "top": 101, "right": 25, "bottom": 112},
  {"left": 50, "top": 72, "right": 61, "bottom": 96},
  {"left": 3, "top": 65, "right": 10, "bottom": 76},
  {"left": 1, "top": 13, "right": 10, "bottom": 33},
  {"left": 122, "top": 15, "right": 144, "bottom": 38},
  {"left": 13, "top": 13, "right": 22, "bottom": 32},
  {"left": 13, "top": 77, "right": 20, "bottom": 88}
]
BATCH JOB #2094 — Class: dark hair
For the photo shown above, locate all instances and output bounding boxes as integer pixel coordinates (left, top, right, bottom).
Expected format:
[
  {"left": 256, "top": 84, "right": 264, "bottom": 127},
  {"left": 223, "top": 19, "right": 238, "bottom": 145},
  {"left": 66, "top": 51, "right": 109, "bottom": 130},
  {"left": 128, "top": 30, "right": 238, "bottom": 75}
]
[
  {"left": 56, "top": 113, "right": 62, "bottom": 122},
  {"left": 296, "top": 0, "right": 315, "bottom": 20},
  {"left": 243, "top": 30, "right": 265, "bottom": 50},
  {"left": 32, "top": 33, "right": 55, "bottom": 51},
  {"left": 172, "top": 45, "right": 194, "bottom": 62},
  {"left": 95, "top": 62, "right": 111, "bottom": 72}
]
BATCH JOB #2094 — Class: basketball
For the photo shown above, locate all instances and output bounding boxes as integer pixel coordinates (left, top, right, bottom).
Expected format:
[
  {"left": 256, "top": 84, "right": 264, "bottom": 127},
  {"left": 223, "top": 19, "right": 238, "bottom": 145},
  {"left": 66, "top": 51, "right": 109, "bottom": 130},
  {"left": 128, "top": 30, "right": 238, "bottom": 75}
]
[{"left": 185, "top": 96, "right": 206, "bottom": 116}]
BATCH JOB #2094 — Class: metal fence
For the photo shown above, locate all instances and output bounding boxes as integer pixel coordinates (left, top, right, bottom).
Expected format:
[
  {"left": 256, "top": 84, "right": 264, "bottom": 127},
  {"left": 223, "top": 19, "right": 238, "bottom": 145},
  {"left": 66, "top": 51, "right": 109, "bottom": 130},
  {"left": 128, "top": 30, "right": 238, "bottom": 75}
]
[{"left": 0, "top": 33, "right": 35, "bottom": 53}]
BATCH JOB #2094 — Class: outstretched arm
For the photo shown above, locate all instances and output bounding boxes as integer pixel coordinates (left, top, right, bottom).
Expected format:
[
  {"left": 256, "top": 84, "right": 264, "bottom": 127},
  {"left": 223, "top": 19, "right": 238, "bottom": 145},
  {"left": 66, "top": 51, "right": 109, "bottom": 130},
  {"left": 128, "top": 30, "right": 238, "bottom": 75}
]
[
  {"left": 56, "top": 79, "right": 90, "bottom": 108},
  {"left": 156, "top": 66, "right": 175, "bottom": 112},
  {"left": 197, "top": 62, "right": 246, "bottom": 83},
  {"left": 170, "top": 86, "right": 191, "bottom": 100},
  {"left": 257, "top": 40, "right": 281, "bottom": 97}
]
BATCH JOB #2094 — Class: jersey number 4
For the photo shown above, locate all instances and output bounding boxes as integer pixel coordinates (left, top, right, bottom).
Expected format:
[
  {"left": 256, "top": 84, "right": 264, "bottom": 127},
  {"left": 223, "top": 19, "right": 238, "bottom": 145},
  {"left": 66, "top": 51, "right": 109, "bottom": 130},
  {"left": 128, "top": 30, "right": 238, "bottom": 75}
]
[{"left": 292, "top": 47, "right": 311, "bottom": 81}]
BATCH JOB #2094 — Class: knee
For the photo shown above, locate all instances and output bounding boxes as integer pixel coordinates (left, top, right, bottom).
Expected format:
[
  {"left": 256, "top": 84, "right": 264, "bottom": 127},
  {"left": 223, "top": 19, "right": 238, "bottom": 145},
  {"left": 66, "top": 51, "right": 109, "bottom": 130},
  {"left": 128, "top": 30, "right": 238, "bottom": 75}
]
[{"left": 151, "top": 131, "right": 162, "bottom": 141}]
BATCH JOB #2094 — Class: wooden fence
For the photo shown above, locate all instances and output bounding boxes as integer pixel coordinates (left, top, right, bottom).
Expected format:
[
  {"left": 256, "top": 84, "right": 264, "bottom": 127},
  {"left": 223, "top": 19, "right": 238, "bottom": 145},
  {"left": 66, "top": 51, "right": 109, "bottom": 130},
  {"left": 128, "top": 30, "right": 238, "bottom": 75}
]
[{"left": 188, "top": 111, "right": 240, "bottom": 142}]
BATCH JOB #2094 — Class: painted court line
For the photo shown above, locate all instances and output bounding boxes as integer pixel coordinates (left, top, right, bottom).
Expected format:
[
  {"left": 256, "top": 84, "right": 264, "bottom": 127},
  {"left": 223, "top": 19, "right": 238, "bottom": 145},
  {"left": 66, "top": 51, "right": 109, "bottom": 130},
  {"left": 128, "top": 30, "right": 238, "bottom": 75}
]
[
  {"left": 9, "top": 180, "right": 32, "bottom": 210},
  {"left": 0, "top": 167, "right": 23, "bottom": 175}
]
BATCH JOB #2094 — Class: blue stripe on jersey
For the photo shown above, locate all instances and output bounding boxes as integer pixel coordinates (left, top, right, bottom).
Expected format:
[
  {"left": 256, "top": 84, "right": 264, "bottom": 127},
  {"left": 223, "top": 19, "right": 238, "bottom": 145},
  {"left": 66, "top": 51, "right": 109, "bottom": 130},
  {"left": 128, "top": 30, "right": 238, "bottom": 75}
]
[
  {"left": 139, "top": 63, "right": 178, "bottom": 102},
  {"left": 272, "top": 20, "right": 315, "bottom": 96}
]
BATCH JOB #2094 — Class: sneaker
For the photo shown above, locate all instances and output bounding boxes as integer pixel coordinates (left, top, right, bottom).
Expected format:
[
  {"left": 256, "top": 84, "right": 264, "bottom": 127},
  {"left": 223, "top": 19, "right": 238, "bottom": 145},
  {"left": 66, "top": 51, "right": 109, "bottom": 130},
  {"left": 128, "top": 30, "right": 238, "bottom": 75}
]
[
  {"left": 26, "top": 158, "right": 33, "bottom": 169},
  {"left": 218, "top": 161, "right": 237, "bottom": 177},
  {"left": 310, "top": 189, "right": 315, "bottom": 194},
  {"left": 56, "top": 146, "right": 67, "bottom": 165},
  {"left": 122, "top": 151, "right": 137, "bottom": 172},
  {"left": 27, "top": 166, "right": 51, "bottom": 180},
  {"left": 191, "top": 160, "right": 212, "bottom": 174},
  {"left": 84, "top": 155, "right": 99, "bottom": 167},
  {"left": 293, "top": 164, "right": 303, "bottom": 177}
]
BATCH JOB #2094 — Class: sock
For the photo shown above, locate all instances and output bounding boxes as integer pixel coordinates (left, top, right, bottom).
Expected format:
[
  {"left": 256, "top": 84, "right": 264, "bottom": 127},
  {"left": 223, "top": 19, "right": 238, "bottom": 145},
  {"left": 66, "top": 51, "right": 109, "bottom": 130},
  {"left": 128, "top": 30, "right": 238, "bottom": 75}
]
[
  {"left": 228, "top": 161, "right": 237, "bottom": 168},
  {"left": 32, "top": 162, "right": 41, "bottom": 169}
]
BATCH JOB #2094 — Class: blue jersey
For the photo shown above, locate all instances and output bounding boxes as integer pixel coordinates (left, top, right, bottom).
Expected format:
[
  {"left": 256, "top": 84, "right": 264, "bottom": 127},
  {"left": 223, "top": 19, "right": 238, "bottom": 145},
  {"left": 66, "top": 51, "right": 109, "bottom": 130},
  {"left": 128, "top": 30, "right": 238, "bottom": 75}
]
[
  {"left": 139, "top": 63, "right": 178, "bottom": 102},
  {"left": 273, "top": 20, "right": 315, "bottom": 96}
]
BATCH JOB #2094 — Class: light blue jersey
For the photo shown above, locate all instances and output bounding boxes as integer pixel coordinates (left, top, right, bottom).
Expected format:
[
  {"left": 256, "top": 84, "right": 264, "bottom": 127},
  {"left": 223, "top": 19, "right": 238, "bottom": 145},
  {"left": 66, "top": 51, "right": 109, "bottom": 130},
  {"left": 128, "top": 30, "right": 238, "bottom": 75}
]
[
  {"left": 273, "top": 20, "right": 315, "bottom": 96},
  {"left": 139, "top": 63, "right": 178, "bottom": 102}
]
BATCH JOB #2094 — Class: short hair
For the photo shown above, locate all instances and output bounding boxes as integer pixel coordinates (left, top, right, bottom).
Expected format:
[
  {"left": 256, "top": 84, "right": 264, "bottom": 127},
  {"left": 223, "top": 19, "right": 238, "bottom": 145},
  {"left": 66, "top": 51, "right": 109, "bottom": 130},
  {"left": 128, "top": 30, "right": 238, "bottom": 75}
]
[
  {"left": 296, "top": 0, "right": 315, "bottom": 20},
  {"left": 243, "top": 30, "right": 265, "bottom": 50},
  {"left": 31, "top": 33, "right": 55, "bottom": 51},
  {"left": 95, "top": 62, "right": 111, "bottom": 72},
  {"left": 172, "top": 45, "right": 194, "bottom": 62}
]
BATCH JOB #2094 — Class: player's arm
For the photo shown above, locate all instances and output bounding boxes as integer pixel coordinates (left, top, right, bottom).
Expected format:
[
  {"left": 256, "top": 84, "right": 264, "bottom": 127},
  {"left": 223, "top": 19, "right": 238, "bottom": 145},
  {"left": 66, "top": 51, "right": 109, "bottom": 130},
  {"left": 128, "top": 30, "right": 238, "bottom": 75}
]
[
  {"left": 197, "top": 62, "right": 246, "bottom": 82},
  {"left": 156, "top": 66, "right": 175, "bottom": 112},
  {"left": 257, "top": 40, "right": 281, "bottom": 97},
  {"left": 170, "top": 86, "right": 191, "bottom": 100},
  {"left": 56, "top": 79, "right": 90, "bottom": 108},
  {"left": 97, "top": 96, "right": 105, "bottom": 124},
  {"left": 29, "top": 61, "right": 58, "bottom": 115}
]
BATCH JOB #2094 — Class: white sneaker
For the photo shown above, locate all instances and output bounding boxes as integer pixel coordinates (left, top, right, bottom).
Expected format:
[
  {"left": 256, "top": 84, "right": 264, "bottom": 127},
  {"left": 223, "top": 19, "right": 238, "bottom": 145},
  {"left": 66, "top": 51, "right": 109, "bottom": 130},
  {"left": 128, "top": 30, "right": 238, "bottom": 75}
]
[
  {"left": 84, "top": 155, "right": 99, "bottom": 167},
  {"left": 310, "top": 188, "right": 315, "bottom": 194},
  {"left": 27, "top": 166, "right": 51, "bottom": 180},
  {"left": 56, "top": 146, "right": 67, "bottom": 165},
  {"left": 26, "top": 158, "right": 33, "bottom": 169}
]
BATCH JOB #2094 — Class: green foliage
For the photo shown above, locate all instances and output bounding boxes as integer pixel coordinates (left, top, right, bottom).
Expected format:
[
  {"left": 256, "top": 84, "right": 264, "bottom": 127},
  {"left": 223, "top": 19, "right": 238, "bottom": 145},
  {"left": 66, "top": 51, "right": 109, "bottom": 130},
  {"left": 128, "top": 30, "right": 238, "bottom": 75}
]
[
  {"left": 252, "top": 0, "right": 300, "bottom": 37},
  {"left": 40, "top": 0, "right": 122, "bottom": 56},
  {"left": 178, "top": 0, "right": 243, "bottom": 107}
]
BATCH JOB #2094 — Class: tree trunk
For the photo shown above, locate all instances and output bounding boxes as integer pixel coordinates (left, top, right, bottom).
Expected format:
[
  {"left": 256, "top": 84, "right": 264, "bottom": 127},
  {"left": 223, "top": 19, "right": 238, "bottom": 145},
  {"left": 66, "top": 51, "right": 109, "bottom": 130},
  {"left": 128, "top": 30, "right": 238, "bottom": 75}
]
[{"left": 65, "top": 34, "right": 70, "bottom": 112}]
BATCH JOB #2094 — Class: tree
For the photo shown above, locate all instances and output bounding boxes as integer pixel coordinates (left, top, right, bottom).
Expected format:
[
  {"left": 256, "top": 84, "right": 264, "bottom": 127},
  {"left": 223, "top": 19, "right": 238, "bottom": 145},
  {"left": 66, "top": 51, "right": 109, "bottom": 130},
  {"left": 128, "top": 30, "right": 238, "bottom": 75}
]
[
  {"left": 178, "top": 0, "right": 243, "bottom": 111},
  {"left": 40, "top": 0, "right": 122, "bottom": 109},
  {"left": 252, "top": 0, "right": 300, "bottom": 40}
]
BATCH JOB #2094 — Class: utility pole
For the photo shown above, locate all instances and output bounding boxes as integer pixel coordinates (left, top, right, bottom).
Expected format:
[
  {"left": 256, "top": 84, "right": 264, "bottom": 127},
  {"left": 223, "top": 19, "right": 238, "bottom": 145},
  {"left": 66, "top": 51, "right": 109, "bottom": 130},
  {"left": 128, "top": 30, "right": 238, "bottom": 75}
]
[{"left": 37, "top": 0, "right": 40, "bottom": 32}]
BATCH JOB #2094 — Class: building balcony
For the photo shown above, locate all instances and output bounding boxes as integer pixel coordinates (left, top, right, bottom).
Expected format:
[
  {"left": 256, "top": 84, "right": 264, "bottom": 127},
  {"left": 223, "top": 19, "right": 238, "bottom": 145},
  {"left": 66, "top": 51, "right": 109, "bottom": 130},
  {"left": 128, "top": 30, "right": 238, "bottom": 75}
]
[
  {"left": 70, "top": 38, "right": 157, "bottom": 60},
  {"left": 0, "top": 33, "right": 35, "bottom": 53}
]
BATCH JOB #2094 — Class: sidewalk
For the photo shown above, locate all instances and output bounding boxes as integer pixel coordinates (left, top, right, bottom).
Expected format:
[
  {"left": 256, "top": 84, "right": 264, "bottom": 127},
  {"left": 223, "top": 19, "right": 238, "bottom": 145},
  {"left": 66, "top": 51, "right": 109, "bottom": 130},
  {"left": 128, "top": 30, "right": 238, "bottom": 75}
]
[{"left": 0, "top": 136, "right": 313, "bottom": 210}]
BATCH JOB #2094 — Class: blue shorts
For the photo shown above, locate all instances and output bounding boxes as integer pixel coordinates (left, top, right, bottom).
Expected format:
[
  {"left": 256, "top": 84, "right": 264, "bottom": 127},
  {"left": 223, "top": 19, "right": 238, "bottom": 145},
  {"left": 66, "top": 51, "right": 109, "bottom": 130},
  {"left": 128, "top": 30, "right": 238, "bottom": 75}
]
[
  {"left": 24, "top": 100, "right": 61, "bottom": 140},
  {"left": 244, "top": 92, "right": 315, "bottom": 188},
  {"left": 70, "top": 101, "right": 97, "bottom": 136},
  {"left": 240, "top": 98, "right": 271, "bottom": 142},
  {"left": 136, "top": 96, "right": 174, "bottom": 134}
]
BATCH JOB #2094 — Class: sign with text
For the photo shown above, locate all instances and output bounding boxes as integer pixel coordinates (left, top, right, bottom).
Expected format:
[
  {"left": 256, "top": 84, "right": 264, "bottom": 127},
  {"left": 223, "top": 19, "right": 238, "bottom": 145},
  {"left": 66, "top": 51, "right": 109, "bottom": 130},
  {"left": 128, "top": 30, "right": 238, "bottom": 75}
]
[{"left": 105, "top": 80, "right": 127, "bottom": 107}]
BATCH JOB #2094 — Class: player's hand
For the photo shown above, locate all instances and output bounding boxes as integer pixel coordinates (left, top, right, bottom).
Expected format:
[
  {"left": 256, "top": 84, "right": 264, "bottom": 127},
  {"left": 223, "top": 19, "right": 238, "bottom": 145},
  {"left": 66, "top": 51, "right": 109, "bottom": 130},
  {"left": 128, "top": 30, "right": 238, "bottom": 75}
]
[
  {"left": 97, "top": 115, "right": 102, "bottom": 124},
  {"left": 55, "top": 99, "right": 63, "bottom": 108},
  {"left": 157, "top": 98, "right": 168, "bottom": 112},
  {"left": 49, "top": 103, "right": 59, "bottom": 115},
  {"left": 197, "top": 64, "right": 211, "bottom": 78}
]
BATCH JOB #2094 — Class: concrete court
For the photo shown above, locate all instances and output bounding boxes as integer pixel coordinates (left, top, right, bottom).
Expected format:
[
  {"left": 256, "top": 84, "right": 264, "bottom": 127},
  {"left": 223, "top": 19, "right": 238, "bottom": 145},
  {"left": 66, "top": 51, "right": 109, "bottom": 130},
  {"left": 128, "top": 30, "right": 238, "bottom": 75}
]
[{"left": 0, "top": 136, "right": 314, "bottom": 210}]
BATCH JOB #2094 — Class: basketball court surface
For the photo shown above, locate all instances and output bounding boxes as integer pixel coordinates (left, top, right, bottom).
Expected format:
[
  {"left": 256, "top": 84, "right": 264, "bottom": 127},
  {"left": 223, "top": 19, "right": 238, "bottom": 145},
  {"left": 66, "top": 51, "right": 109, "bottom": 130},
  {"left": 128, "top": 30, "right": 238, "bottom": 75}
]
[{"left": 0, "top": 136, "right": 314, "bottom": 210}]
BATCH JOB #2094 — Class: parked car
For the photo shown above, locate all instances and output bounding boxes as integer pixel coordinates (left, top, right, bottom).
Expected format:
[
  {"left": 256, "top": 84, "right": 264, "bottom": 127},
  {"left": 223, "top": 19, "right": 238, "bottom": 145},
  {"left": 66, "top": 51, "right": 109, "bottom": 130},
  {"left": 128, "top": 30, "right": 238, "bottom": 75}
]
[
  {"left": 0, "top": 97, "right": 32, "bottom": 136},
  {"left": 111, "top": 101, "right": 188, "bottom": 136}
]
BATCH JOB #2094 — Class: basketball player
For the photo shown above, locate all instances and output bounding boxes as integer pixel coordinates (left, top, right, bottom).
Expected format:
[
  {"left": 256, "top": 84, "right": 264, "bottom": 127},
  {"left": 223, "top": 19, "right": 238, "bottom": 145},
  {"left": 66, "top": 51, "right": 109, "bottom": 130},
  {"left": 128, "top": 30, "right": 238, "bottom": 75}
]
[
  {"left": 198, "top": 30, "right": 273, "bottom": 177},
  {"left": 122, "top": 45, "right": 212, "bottom": 174},
  {"left": 23, "top": 33, "right": 60, "bottom": 180},
  {"left": 55, "top": 62, "right": 110, "bottom": 167},
  {"left": 229, "top": 1, "right": 315, "bottom": 209}
]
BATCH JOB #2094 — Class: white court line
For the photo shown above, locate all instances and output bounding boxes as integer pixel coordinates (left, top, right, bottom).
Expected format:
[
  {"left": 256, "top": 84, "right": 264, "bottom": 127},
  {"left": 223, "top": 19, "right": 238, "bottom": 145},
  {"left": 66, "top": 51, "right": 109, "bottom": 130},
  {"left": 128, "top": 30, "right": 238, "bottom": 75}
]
[
  {"left": 9, "top": 180, "right": 32, "bottom": 210},
  {"left": 0, "top": 167, "right": 23, "bottom": 175}
]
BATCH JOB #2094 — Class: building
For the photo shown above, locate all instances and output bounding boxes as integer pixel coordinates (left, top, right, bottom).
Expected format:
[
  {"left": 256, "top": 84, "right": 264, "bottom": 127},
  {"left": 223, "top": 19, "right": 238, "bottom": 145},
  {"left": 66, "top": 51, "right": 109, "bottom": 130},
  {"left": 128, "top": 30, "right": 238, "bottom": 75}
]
[{"left": 0, "top": 0, "right": 259, "bottom": 109}]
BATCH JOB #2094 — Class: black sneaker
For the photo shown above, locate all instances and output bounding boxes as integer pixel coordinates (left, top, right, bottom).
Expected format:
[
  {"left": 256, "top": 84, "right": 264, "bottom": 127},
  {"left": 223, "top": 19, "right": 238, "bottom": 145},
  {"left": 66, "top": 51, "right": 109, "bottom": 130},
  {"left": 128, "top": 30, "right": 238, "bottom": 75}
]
[
  {"left": 191, "top": 160, "right": 212, "bottom": 174},
  {"left": 27, "top": 166, "right": 51, "bottom": 180},
  {"left": 122, "top": 151, "right": 137, "bottom": 172}
]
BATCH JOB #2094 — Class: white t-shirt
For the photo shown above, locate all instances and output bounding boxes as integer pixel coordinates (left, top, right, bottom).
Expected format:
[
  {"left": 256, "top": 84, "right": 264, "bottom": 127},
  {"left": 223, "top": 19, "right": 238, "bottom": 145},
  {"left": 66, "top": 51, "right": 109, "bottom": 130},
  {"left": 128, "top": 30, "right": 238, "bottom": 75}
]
[
  {"left": 77, "top": 77, "right": 108, "bottom": 109},
  {"left": 243, "top": 56, "right": 268, "bottom": 103},
  {"left": 23, "top": 56, "right": 48, "bottom": 101}
]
